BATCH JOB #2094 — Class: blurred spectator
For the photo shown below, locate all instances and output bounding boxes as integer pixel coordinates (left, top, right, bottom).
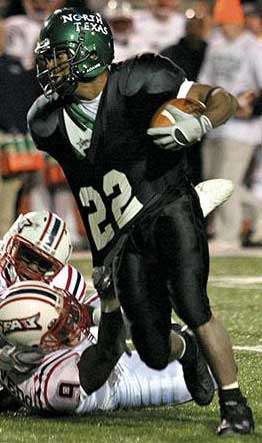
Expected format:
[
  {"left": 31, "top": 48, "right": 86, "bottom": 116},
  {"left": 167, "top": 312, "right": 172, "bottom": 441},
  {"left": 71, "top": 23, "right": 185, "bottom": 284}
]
[
  {"left": 66, "top": 0, "right": 91, "bottom": 7},
  {"left": 103, "top": 0, "right": 136, "bottom": 61},
  {"left": 2, "top": 0, "right": 87, "bottom": 249},
  {"left": 243, "top": 1, "right": 262, "bottom": 40},
  {"left": 198, "top": 0, "right": 262, "bottom": 250},
  {"left": 132, "top": 0, "right": 186, "bottom": 53},
  {"left": 104, "top": 0, "right": 186, "bottom": 62},
  {"left": 0, "top": 0, "right": 10, "bottom": 16},
  {"left": 161, "top": 8, "right": 209, "bottom": 184},
  {"left": 240, "top": 1, "right": 262, "bottom": 245},
  {"left": 4, "top": 1, "right": 66, "bottom": 69},
  {"left": 0, "top": 19, "right": 44, "bottom": 237},
  {"left": 161, "top": 9, "right": 208, "bottom": 83}
]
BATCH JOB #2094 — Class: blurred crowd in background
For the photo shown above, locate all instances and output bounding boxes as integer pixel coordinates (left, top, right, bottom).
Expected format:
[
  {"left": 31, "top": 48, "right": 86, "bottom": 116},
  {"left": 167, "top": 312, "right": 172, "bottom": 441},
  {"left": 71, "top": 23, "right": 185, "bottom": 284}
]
[{"left": 0, "top": 0, "right": 261, "bottom": 252}]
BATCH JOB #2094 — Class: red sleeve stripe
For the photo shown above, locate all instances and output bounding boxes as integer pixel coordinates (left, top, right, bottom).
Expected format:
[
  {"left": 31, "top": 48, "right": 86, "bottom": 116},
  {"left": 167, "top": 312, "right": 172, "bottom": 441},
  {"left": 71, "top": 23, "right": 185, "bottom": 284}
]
[
  {"left": 65, "top": 265, "right": 73, "bottom": 291},
  {"left": 87, "top": 293, "right": 99, "bottom": 304},
  {"left": 65, "top": 266, "right": 87, "bottom": 301},
  {"left": 36, "top": 349, "right": 71, "bottom": 411}
]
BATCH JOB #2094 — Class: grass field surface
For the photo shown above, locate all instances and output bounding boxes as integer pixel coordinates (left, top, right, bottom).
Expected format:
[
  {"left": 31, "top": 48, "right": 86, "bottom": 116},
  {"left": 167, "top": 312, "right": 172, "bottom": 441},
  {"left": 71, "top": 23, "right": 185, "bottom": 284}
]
[{"left": 0, "top": 255, "right": 261, "bottom": 443}]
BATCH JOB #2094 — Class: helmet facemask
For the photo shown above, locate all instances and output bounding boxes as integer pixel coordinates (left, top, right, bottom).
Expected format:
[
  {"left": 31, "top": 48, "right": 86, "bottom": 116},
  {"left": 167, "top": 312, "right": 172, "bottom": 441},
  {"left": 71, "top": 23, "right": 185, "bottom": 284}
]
[
  {"left": 1, "top": 211, "right": 72, "bottom": 285},
  {"left": 40, "top": 291, "right": 91, "bottom": 351},
  {"left": 36, "top": 43, "right": 79, "bottom": 97},
  {"left": 0, "top": 253, "right": 18, "bottom": 286},
  {"left": 5, "top": 236, "right": 64, "bottom": 282},
  {"left": 35, "top": 8, "right": 114, "bottom": 97},
  {"left": 36, "top": 40, "right": 107, "bottom": 97}
]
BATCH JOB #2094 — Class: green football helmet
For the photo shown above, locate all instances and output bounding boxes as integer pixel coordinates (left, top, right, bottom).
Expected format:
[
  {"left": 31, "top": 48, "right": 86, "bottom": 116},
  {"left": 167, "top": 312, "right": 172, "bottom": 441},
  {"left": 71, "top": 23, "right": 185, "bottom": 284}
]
[{"left": 35, "top": 7, "right": 114, "bottom": 97}]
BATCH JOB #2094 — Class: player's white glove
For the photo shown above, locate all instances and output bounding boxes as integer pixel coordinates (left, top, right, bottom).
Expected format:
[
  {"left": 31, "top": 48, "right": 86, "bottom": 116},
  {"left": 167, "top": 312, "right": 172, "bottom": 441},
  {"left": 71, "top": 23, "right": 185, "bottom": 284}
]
[
  {"left": 147, "top": 105, "right": 213, "bottom": 150},
  {"left": 0, "top": 344, "right": 46, "bottom": 374}
]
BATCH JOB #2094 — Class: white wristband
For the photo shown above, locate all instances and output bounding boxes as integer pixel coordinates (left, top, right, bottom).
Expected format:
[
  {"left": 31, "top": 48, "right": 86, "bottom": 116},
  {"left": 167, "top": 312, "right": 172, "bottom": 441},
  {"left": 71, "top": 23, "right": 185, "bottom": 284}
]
[{"left": 199, "top": 115, "right": 213, "bottom": 134}]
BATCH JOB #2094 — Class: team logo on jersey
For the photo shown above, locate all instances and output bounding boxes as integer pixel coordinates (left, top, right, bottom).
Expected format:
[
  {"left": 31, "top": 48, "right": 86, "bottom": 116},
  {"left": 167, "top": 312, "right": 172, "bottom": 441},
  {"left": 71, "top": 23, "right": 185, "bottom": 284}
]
[
  {"left": 0, "top": 313, "right": 42, "bottom": 335},
  {"left": 63, "top": 109, "right": 92, "bottom": 158}
]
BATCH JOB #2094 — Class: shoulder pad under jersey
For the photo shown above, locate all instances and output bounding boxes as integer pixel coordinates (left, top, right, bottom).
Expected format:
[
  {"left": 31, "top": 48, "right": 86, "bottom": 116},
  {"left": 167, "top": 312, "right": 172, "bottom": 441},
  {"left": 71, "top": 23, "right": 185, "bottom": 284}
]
[{"left": 114, "top": 52, "right": 185, "bottom": 97}]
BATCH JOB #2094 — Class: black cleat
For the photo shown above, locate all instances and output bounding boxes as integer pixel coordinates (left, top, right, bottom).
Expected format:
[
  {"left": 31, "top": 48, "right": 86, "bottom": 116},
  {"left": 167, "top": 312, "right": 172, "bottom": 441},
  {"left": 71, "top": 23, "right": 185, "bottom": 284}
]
[
  {"left": 217, "top": 396, "right": 255, "bottom": 436},
  {"left": 180, "top": 328, "right": 215, "bottom": 406}
]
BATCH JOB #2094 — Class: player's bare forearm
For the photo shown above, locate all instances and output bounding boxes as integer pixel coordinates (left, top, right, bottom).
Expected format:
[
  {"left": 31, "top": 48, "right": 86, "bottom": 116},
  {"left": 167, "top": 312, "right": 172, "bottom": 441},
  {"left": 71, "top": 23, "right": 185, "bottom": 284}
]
[
  {"left": 187, "top": 83, "right": 238, "bottom": 128},
  {"left": 78, "top": 306, "right": 125, "bottom": 395}
]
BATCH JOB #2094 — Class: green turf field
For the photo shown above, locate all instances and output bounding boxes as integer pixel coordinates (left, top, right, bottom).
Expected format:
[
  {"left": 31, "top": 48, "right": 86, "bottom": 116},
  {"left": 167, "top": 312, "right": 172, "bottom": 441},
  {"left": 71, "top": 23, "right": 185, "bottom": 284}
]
[{"left": 0, "top": 255, "right": 261, "bottom": 443}]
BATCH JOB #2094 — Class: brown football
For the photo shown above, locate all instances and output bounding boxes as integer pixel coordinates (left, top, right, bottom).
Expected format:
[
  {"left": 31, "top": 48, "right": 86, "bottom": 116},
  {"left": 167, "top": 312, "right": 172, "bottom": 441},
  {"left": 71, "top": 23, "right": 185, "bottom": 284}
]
[{"left": 150, "top": 98, "right": 206, "bottom": 127}]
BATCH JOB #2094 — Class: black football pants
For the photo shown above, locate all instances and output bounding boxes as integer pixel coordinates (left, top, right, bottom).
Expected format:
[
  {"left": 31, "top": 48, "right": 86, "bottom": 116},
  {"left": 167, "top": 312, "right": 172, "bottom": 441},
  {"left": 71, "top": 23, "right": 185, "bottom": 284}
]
[{"left": 115, "top": 188, "right": 212, "bottom": 370}]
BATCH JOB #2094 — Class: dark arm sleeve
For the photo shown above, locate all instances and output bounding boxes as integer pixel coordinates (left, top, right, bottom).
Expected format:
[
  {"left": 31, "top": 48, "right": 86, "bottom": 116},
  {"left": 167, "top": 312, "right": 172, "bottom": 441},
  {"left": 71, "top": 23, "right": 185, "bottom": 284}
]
[
  {"left": 77, "top": 308, "right": 125, "bottom": 395},
  {"left": 27, "top": 94, "right": 64, "bottom": 152},
  {"left": 120, "top": 53, "right": 186, "bottom": 124},
  {"left": 125, "top": 53, "right": 185, "bottom": 96},
  {"left": 120, "top": 53, "right": 185, "bottom": 115}
]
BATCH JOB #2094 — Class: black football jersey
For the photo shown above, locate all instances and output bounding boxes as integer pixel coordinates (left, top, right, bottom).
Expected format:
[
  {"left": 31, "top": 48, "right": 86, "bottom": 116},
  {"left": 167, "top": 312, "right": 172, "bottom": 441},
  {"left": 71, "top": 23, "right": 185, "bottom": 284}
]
[{"left": 28, "top": 53, "right": 191, "bottom": 266}]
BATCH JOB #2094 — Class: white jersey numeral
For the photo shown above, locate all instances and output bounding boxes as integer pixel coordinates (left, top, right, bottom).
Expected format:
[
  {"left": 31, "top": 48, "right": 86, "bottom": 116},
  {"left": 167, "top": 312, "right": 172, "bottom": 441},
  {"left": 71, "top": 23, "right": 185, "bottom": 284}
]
[{"left": 79, "top": 170, "right": 143, "bottom": 250}]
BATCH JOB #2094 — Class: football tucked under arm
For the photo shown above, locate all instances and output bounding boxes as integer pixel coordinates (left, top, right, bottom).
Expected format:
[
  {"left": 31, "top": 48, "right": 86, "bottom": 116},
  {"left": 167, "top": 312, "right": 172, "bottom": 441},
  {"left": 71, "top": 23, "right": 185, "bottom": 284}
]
[
  {"left": 147, "top": 86, "right": 237, "bottom": 151},
  {"left": 147, "top": 98, "right": 212, "bottom": 150}
]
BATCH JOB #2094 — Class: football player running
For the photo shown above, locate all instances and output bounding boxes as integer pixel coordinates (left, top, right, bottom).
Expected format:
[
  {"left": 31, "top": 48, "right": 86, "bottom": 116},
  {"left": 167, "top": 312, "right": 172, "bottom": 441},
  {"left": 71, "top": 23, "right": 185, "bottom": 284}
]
[
  {"left": 27, "top": 7, "right": 254, "bottom": 435},
  {"left": 0, "top": 181, "right": 238, "bottom": 415}
]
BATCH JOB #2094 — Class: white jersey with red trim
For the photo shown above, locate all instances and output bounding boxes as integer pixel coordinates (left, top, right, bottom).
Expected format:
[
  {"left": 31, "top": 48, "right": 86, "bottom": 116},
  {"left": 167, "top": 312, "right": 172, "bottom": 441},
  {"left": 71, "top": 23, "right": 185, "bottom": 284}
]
[
  {"left": 51, "top": 264, "right": 87, "bottom": 303},
  {"left": 0, "top": 263, "right": 87, "bottom": 302},
  {"left": 0, "top": 331, "right": 191, "bottom": 414}
]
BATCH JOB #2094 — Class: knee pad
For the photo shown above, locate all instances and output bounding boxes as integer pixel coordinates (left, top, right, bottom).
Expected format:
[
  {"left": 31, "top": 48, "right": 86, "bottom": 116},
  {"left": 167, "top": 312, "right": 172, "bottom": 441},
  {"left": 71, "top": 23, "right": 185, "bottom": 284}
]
[
  {"left": 138, "top": 348, "right": 169, "bottom": 370},
  {"left": 131, "top": 327, "right": 170, "bottom": 370}
]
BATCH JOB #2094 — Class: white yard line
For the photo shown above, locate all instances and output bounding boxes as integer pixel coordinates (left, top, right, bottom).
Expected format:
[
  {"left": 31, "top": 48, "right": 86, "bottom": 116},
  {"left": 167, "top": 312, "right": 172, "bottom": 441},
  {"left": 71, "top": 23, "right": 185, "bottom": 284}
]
[
  {"left": 210, "top": 276, "right": 262, "bottom": 284},
  {"left": 209, "top": 275, "right": 262, "bottom": 289},
  {"left": 233, "top": 345, "right": 262, "bottom": 353},
  {"left": 209, "top": 247, "right": 262, "bottom": 257}
]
